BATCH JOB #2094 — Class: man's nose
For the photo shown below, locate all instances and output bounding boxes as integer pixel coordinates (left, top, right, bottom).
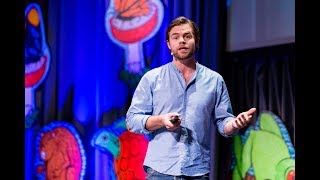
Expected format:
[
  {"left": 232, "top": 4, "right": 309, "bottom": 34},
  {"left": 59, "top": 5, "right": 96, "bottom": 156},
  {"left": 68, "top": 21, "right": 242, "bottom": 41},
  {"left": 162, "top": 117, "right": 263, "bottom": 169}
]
[{"left": 178, "top": 37, "right": 186, "bottom": 43}]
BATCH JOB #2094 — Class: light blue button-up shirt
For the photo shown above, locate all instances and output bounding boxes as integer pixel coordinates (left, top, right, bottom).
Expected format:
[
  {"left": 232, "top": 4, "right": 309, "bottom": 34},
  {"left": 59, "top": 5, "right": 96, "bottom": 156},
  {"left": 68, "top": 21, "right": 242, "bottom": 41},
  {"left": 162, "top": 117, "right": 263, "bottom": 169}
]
[{"left": 126, "top": 62, "right": 236, "bottom": 176}]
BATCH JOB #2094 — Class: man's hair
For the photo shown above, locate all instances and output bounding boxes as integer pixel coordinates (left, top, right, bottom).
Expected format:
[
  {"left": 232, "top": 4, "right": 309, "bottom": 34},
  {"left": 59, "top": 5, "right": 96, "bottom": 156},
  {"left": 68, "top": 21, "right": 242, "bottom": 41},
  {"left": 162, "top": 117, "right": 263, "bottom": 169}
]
[{"left": 165, "top": 16, "right": 200, "bottom": 50}]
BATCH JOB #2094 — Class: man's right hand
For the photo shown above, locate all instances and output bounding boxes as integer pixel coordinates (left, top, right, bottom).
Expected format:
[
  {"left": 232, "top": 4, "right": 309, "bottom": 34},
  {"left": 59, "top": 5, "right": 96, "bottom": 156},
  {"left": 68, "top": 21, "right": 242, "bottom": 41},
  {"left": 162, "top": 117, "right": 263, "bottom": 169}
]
[{"left": 162, "top": 113, "right": 182, "bottom": 131}]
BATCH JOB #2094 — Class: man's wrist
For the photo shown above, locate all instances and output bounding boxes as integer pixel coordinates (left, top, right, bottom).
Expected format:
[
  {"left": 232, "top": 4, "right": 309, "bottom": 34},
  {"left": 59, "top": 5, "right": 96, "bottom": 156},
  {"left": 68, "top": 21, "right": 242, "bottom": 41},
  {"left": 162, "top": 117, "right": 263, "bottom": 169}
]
[{"left": 231, "top": 122, "right": 239, "bottom": 130}]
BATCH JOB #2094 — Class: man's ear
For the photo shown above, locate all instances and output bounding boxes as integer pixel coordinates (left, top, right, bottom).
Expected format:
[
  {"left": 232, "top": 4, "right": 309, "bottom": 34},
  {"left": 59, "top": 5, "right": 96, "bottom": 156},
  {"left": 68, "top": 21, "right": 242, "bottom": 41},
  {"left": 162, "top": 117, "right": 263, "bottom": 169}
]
[{"left": 166, "top": 40, "right": 171, "bottom": 50}]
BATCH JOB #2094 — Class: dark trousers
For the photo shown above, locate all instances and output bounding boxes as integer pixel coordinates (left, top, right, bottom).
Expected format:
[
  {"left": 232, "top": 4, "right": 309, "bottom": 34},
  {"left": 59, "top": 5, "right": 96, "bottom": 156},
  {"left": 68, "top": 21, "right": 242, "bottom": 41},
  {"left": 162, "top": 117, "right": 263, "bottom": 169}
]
[{"left": 146, "top": 167, "right": 210, "bottom": 180}]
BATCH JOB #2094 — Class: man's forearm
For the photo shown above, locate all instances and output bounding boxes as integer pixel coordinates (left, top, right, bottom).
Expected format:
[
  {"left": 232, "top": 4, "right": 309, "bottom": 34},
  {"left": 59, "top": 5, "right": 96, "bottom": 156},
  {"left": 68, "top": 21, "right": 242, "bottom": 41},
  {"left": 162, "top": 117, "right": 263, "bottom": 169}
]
[{"left": 145, "top": 115, "right": 165, "bottom": 131}]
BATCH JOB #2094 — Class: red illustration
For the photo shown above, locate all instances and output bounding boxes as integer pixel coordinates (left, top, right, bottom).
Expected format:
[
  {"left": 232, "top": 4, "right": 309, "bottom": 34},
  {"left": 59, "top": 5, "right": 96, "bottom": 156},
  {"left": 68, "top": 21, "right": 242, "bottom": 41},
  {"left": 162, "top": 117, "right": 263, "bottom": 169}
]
[{"left": 114, "top": 131, "right": 149, "bottom": 180}]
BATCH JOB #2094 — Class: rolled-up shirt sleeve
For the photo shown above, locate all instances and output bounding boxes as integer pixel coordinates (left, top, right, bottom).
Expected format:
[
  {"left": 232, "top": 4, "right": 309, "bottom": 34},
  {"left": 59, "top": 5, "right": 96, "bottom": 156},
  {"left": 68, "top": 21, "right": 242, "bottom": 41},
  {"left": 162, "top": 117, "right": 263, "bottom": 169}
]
[
  {"left": 214, "top": 77, "right": 237, "bottom": 137},
  {"left": 126, "top": 73, "right": 154, "bottom": 134}
]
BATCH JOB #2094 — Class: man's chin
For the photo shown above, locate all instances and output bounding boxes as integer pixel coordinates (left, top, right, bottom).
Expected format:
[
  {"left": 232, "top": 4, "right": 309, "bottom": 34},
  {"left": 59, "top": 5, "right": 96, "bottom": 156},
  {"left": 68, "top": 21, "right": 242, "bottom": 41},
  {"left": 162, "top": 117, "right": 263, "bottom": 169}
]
[{"left": 175, "top": 54, "right": 194, "bottom": 61}]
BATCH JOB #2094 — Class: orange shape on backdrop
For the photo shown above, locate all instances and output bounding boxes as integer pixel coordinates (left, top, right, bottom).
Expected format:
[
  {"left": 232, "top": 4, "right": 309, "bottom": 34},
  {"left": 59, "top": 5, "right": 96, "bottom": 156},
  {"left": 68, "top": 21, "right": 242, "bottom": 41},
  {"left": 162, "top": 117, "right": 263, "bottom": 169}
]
[
  {"left": 27, "top": 7, "right": 40, "bottom": 26},
  {"left": 38, "top": 127, "right": 82, "bottom": 180},
  {"left": 114, "top": 0, "right": 150, "bottom": 18}
]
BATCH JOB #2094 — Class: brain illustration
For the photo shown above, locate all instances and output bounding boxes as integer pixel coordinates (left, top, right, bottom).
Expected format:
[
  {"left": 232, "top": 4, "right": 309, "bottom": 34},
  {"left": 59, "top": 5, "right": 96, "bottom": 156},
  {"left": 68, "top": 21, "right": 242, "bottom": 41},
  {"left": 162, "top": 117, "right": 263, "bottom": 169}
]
[{"left": 35, "top": 122, "right": 86, "bottom": 180}]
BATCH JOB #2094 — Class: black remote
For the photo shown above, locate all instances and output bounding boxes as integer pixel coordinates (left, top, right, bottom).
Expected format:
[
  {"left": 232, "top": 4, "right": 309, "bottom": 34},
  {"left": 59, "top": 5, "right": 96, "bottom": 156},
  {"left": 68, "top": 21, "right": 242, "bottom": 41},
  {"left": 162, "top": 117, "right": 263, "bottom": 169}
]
[{"left": 170, "top": 115, "right": 180, "bottom": 123}]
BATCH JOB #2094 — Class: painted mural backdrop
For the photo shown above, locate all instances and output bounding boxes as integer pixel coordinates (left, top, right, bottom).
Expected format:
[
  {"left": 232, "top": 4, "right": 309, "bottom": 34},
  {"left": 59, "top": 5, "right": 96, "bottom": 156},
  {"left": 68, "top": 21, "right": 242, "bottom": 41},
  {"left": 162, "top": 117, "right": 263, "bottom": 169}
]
[
  {"left": 229, "top": 111, "right": 295, "bottom": 180},
  {"left": 25, "top": 3, "right": 88, "bottom": 180},
  {"left": 90, "top": 0, "right": 164, "bottom": 179},
  {"left": 25, "top": 0, "right": 166, "bottom": 179},
  {"left": 74, "top": 1, "right": 166, "bottom": 178}
]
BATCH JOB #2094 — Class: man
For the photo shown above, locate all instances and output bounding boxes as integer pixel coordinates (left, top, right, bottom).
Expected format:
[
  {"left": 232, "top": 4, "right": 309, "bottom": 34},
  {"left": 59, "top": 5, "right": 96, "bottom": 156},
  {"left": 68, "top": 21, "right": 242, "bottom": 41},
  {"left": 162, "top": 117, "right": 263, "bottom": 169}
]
[{"left": 126, "top": 16, "right": 256, "bottom": 179}]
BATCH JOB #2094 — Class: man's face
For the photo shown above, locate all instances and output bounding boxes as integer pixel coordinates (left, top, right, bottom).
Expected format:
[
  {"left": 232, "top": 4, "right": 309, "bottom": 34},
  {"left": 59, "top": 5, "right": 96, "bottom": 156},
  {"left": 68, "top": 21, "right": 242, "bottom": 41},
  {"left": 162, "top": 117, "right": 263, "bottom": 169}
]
[{"left": 167, "top": 24, "right": 196, "bottom": 61}]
